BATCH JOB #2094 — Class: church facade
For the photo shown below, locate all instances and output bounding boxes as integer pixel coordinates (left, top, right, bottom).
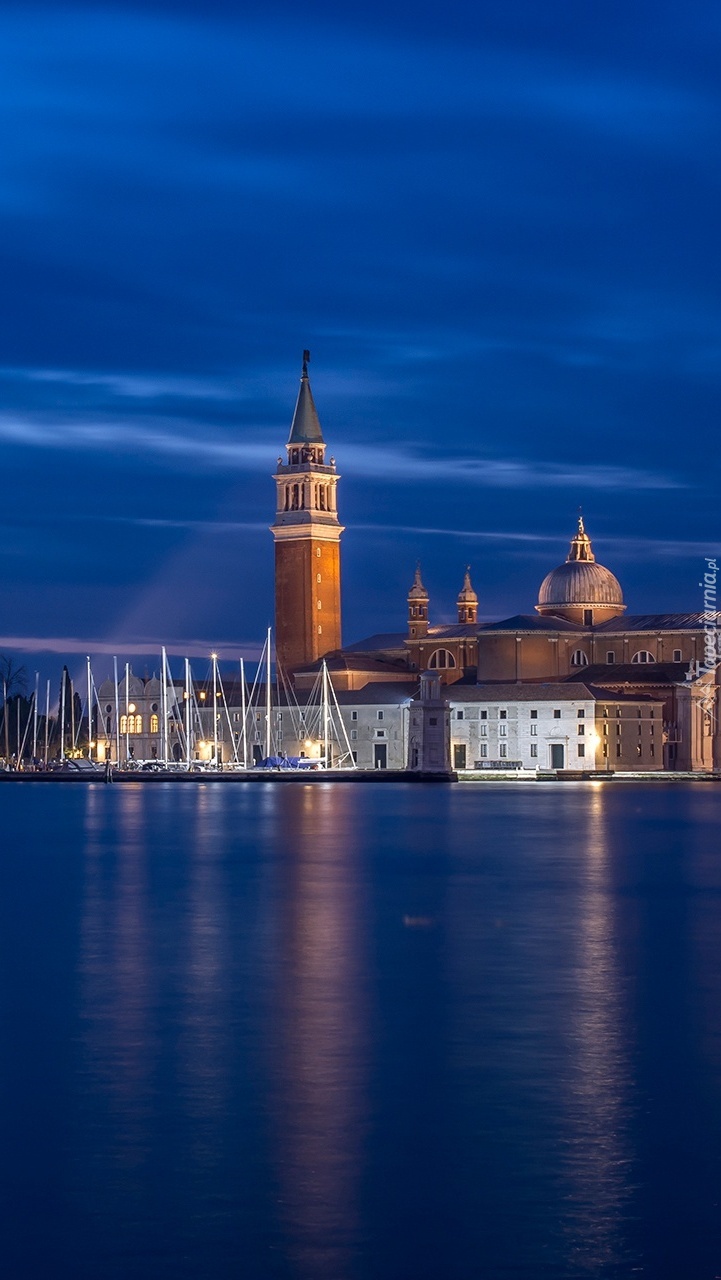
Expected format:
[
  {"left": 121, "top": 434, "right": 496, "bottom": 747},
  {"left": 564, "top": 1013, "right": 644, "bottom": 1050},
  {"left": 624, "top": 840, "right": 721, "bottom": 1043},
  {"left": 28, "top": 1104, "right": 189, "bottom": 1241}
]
[{"left": 275, "top": 358, "right": 720, "bottom": 773}]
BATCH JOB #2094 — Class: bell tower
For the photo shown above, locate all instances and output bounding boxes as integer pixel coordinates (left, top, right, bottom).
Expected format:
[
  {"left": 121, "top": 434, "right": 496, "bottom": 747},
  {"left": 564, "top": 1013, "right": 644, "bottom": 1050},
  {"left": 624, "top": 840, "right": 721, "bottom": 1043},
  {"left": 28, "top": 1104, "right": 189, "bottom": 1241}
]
[{"left": 271, "top": 353, "right": 344, "bottom": 673}]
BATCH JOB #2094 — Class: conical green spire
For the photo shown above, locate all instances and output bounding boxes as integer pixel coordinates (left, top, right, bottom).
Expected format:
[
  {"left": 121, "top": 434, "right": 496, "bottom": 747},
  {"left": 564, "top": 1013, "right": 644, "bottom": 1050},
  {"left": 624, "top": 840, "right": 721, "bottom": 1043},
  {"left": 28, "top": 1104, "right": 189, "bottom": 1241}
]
[{"left": 287, "top": 350, "right": 325, "bottom": 446}]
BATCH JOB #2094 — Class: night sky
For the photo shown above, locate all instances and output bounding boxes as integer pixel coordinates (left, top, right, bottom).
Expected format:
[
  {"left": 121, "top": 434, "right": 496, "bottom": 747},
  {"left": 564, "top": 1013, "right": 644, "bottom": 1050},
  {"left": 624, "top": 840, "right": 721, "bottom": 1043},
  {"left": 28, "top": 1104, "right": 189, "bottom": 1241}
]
[{"left": 1, "top": 0, "right": 720, "bottom": 676}]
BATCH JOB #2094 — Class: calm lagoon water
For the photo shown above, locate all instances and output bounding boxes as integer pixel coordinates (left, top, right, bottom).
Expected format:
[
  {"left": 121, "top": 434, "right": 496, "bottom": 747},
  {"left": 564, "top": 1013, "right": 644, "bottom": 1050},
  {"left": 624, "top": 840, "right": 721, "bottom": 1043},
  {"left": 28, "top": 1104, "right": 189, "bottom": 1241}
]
[{"left": 2, "top": 780, "right": 721, "bottom": 1279}]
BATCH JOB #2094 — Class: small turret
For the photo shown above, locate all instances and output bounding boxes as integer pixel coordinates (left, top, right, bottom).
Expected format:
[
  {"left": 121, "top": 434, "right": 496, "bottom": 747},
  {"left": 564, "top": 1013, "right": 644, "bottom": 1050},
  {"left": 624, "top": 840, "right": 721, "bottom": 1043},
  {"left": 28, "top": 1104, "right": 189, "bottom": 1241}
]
[
  {"left": 456, "top": 566, "right": 478, "bottom": 624},
  {"left": 407, "top": 563, "right": 429, "bottom": 638}
]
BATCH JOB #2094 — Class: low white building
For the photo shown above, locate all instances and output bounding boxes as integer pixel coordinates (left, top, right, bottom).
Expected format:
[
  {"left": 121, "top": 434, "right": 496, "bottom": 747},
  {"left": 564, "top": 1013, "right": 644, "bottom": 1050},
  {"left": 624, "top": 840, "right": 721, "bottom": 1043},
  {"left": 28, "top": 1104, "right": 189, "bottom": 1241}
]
[{"left": 446, "top": 683, "right": 664, "bottom": 773}]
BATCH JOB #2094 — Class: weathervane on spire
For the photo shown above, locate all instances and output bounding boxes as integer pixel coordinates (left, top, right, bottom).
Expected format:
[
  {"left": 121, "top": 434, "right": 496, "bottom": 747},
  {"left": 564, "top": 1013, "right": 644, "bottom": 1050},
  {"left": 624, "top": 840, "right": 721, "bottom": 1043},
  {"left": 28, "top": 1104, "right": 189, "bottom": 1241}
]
[{"left": 302, "top": 349, "right": 310, "bottom": 375}]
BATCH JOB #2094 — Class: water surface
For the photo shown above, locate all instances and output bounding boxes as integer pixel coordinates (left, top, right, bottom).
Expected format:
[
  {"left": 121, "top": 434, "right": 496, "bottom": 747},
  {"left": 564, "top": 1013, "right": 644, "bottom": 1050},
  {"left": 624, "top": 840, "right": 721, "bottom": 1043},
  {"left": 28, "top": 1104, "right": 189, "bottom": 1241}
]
[{"left": 1, "top": 781, "right": 721, "bottom": 1279}]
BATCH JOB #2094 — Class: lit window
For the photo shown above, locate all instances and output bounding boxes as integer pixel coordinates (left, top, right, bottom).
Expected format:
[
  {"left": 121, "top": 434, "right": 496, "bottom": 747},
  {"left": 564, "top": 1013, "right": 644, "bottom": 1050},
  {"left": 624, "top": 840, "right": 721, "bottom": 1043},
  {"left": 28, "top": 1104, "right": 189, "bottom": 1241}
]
[
  {"left": 150, "top": 715, "right": 159, "bottom": 734},
  {"left": 317, "top": 600, "right": 322, "bottom": 610},
  {"left": 120, "top": 715, "right": 127, "bottom": 734},
  {"left": 632, "top": 650, "right": 656, "bottom": 664},
  {"left": 317, "top": 573, "right": 321, "bottom": 584},
  {"left": 317, "top": 625, "right": 322, "bottom": 634},
  {"left": 316, "top": 547, "right": 321, "bottom": 558},
  {"left": 571, "top": 650, "right": 588, "bottom": 667}
]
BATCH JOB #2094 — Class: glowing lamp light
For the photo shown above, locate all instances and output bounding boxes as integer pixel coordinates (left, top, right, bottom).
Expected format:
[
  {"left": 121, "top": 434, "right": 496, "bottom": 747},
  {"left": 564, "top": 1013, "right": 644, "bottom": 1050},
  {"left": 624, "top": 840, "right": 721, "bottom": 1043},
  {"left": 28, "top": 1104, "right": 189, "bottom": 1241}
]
[{"left": 200, "top": 692, "right": 206, "bottom": 700}]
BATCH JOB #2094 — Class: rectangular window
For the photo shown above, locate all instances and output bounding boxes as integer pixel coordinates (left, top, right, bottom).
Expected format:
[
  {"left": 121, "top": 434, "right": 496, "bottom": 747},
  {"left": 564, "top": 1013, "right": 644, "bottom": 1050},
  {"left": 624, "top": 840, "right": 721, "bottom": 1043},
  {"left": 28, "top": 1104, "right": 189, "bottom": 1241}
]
[
  {"left": 351, "top": 711, "right": 358, "bottom": 721},
  {"left": 673, "top": 649, "right": 682, "bottom": 662},
  {"left": 578, "top": 725, "right": 585, "bottom": 735},
  {"left": 455, "top": 709, "right": 464, "bottom": 720},
  {"left": 616, "top": 744, "right": 622, "bottom": 758},
  {"left": 499, "top": 709, "right": 507, "bottom": 720},
  {"left": 429, "top": 717, "right": 438, "bottom": 726},
  {"left": 352, "top": 751, "right": 357, "bottom": 764},
  {"left": 650, "top": 743, "right": 655, "bottom": 757},
  {"left": 376, "top": 729, "right": 386, "bottom": 738},
  {"left": 480, "top": 724, "right": 488, "bottom": 737},
  {"left": 351, "top": 730, "right": 357, "bottom": 741},
  {"left": 603, "top": 706, "right": 609, "bottom": 717},
  {"left": 577, "top": 709, "right": 585, "bottom": 718},
  {"left": 577, "top": 743, "right": 585, "bottom": 757},
  {"left": 499, "top": 743, "right": 507, "bottom": 758},
  {"left": 530, "top": 724, "right": 537, "bottom": 736},
  {"left": 603, "top": 743, "right": 608, "bottom": 757},
  {"left": 480, "top": 710, "right": 488, "bottom": 720},
  {"left": 499, "top": 723, "right": 507, "bottom": 737},
  {"left": 603, "top": 723, "right": 608, "bottom": 736},
  {"left": 637, "top": 709, "right": 642, "bottom": 718},
  {"left": 553, "top": 709, "right": 561, "bottom": 719},
  {"left": 480, "top": 743, "right": 488, "bottom": 758},
  {"left": 377, "top": 711, "right": 384, "bottom": 721},
  {"left": 606, "top": 651, "right": 615, "bottom": 664},
  {"left": 530, "top": 743, "right": 538, "bottom": 758},
  {"left": 530, "top": 709, "right": 537, "bottom": 719}
]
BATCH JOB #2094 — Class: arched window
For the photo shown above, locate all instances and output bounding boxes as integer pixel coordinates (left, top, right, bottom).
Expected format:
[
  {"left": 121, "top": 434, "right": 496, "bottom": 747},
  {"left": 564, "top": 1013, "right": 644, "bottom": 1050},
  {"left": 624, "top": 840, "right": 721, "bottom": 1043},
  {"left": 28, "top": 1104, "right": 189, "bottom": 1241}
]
[
  {"left": 632, "top": 650, "right": 656, "bottom": 664},
  {"left": 150, "top": 714, "right": 159, "bottom": 734},
  {"left": 570, "top": 650, "right": 589, "bottom": 667},
  {"left": 120, "top": 714, "right": 127, "bottom": 734},
  {"left": 429, "top": 649, "right": 457, "bottom": 670}
]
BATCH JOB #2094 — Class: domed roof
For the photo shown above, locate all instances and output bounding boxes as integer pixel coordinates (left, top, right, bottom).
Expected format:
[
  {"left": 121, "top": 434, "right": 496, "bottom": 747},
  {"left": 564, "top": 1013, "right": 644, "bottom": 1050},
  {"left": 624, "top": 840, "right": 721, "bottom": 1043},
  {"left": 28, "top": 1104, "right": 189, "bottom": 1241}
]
[{"left": 537, "top": 517, "right": 624, "bottom": 609}]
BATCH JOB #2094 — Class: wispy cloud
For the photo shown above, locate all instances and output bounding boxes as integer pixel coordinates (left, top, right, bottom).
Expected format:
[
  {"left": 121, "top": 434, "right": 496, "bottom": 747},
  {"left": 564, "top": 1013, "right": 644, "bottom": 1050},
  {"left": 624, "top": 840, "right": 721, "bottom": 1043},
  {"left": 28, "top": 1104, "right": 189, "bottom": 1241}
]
[
  {"left": 0, "top": 412, "right": 683, "bottom": 491},
  {"left": 0, "top": 634, "right": 262, "bottom": 660}
]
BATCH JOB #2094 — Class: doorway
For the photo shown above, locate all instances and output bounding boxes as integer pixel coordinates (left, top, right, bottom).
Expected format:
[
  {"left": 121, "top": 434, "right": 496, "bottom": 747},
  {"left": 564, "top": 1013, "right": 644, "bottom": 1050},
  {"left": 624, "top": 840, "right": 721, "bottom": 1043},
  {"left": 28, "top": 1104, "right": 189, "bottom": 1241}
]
[
  {"left": 550, "top": 743, "right": 565, "bottom": 769},
  {"left": 374, "top": 743, "right": 388, "bottom": 769}
]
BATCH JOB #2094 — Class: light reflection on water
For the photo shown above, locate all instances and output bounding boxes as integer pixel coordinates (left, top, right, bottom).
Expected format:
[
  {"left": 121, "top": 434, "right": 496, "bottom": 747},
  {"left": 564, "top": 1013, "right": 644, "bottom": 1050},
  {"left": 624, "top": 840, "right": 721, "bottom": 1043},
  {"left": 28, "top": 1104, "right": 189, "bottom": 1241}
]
[{"left": 2, "top": 781, "right": 721, "bottom": 1279}]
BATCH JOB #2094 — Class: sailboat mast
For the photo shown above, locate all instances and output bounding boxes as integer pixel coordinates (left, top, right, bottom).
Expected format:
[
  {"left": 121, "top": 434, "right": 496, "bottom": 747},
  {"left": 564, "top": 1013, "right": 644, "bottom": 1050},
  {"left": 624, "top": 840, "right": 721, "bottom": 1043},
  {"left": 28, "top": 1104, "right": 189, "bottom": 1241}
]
[
  {"left": 322, "top": 660, "right": 330, "bottom": 768},
  {"left": 59, "top": 671, "right": 66, "bottom": 762},
  {"left": 125, "top": 661, "right": 130, "bottom": 763},
  {"left": 32, "top": 672, "right": 39, "bottom": 761},
  {"left": 212, "top": 653, "right": 219, "bottom": 766},
  {"left": 240, "top": 658, "right": 247, "bottom": 769},
  {"left": 113, "top": 657, "right": 120, "bottom": 765},
  {"left": 161, "top": 647, "right": 169, "bottom": 765},
  {"left": 44, "top": 679, "right": 50, "bottom": 767},
  {"left": 265, "top": 627, "right": 272, "bottom": 761},
  {"left": 86, "top": 656, "right": 93, "bottom": 761},
  {"left": 184, "top": 658, "right": 192, "bottom": 768}
]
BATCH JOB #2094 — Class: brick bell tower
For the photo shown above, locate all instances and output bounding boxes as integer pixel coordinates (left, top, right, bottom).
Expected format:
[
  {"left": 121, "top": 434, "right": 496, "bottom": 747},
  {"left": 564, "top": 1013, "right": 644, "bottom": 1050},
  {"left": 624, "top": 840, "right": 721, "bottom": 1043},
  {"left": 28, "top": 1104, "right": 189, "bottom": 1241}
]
[{"left": 271, "top": 352, "right": 344, "bottom": 674}]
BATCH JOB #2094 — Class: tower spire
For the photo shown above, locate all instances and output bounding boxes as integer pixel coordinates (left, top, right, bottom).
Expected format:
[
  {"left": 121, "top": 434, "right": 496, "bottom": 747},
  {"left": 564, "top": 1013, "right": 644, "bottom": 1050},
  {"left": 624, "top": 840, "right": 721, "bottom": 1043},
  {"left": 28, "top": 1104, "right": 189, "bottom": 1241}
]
[
  {"left": 271, "top": 354, "right": 343, "bottom": 673},
  {"left": 288, "top": 349, "right": 324, "bottom": 450},
  {"left": 457, "top": 566, "right": 478, "bottom": 624},
  {"left": 407, "top": 563, "right": 429, "bottom": 638}
]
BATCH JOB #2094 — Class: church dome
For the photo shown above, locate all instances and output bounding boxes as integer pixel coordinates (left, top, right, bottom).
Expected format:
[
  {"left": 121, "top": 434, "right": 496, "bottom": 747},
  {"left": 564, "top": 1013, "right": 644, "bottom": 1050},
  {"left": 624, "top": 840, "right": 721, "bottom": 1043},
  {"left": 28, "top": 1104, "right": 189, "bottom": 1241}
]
[{"left": 536, "top": 518, "right": 625, "bottom": 621}]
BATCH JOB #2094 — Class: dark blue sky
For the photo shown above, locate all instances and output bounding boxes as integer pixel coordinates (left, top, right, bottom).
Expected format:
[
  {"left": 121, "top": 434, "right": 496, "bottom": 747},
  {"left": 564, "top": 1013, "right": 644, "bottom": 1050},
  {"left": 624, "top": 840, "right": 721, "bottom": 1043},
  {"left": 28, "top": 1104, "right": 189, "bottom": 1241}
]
[{"left": 1, "top": 0, "right": 720, "bottom": 673}]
